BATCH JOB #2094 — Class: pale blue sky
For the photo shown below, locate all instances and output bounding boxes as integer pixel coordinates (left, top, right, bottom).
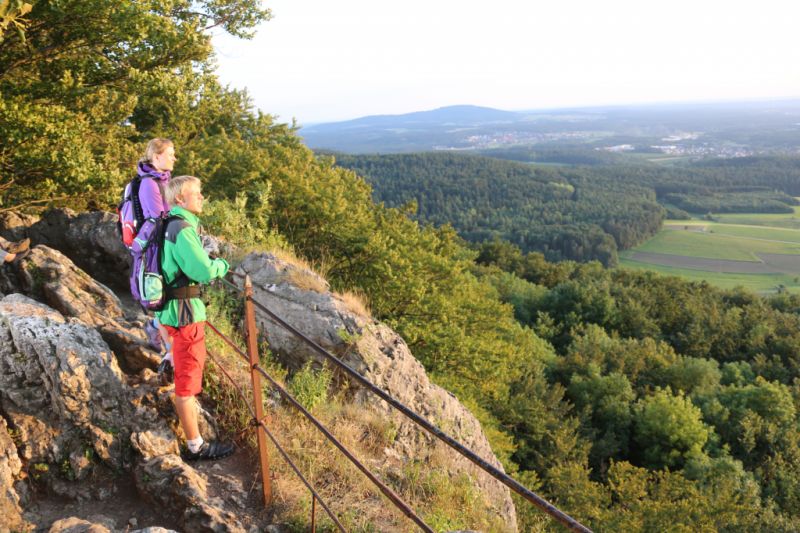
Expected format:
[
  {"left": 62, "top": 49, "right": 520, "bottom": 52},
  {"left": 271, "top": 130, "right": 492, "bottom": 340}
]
[{"left": 212, "top": 0, "right": 800, "bottom": 124}]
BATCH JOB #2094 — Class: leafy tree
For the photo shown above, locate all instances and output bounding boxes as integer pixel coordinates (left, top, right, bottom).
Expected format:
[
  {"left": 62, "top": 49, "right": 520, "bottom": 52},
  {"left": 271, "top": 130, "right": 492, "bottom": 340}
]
[
  {"left": 633, "top": 388, "right": 710, "bottom": 470},
  {"left": 0, "top": 0, "right": 270, "bottom": 210}
]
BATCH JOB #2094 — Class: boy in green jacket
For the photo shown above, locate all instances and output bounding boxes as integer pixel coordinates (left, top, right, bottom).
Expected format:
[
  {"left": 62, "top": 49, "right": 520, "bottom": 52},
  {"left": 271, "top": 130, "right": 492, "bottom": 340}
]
[{"left": 158, "top": 175, "right": 234, "bottom": 461}]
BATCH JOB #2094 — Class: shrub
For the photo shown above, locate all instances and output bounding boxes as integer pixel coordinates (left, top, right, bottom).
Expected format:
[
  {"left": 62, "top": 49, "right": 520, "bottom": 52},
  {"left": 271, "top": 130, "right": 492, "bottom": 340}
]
[{"left": 288, "top": 362, "right": 332, "bottom": 411}]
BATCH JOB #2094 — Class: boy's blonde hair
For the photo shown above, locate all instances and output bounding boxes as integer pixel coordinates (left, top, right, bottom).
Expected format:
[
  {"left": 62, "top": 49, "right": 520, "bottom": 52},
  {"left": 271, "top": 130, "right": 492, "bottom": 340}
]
[
  {"left": 139, "top": 138, "right": 174, "bottom": 164},
  {"left": 165, "top": 175, "right": 201, "bottom": 206}
]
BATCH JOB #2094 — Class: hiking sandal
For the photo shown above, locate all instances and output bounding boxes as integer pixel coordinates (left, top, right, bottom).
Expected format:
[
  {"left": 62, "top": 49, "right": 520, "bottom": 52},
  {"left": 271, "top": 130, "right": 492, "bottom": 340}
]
[{"left": 181, "top": 440, "right": 235, "bottom": 461}]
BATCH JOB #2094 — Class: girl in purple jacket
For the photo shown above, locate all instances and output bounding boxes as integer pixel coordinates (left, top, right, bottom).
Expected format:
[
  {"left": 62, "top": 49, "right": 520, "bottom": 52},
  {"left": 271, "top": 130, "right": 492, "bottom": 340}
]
[{"left": 137, "top": 139, "right": 176, "bottom": 378}]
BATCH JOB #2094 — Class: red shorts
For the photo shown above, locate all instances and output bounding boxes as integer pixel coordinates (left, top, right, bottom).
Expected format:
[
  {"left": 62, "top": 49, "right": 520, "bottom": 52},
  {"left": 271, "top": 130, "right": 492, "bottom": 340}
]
[{"left": 164, "top": 322, "right": 206, "bottom": 397}]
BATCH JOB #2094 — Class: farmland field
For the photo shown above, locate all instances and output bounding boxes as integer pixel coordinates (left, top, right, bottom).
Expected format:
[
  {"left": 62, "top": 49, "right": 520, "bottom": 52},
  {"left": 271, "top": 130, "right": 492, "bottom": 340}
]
[
  {"left": 712, "top": 206, "right": 800, "bottom": 230},
  {"left": 618, "top": 260, "right": 800, "bottom": 292},
  {"left": 619, "top": 212, "right": 800, "bottom": 293}
]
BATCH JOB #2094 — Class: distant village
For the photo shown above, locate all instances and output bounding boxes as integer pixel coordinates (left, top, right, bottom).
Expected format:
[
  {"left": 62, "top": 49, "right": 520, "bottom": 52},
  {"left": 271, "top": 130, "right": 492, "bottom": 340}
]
[{"left": 436, "top": 129, "right": 775, "bottom": 159}]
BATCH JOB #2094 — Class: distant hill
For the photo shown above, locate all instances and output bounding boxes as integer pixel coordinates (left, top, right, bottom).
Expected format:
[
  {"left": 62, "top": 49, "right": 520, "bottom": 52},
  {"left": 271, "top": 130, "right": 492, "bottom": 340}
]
[
  {"left": 301, "top": 100, "right": 800, "bottom": 156},
  {"left": 301, "top": 105, "right": 524, "bottom": 153},
  {"left": 314, "top": 105, "right": 521, "bottom": 128}
]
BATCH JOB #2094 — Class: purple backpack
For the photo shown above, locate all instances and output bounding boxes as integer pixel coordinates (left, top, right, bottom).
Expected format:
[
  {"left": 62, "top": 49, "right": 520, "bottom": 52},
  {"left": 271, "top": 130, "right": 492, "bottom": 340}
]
[{"left": 129, "top": 216, "right": 174, "bottom": 311}]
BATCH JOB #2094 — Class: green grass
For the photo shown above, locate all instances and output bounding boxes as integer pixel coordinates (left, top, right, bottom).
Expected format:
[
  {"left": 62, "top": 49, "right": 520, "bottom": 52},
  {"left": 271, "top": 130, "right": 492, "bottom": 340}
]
[
  {"left": 635, "top": 227, "right": 800, "bottom": 261},
  {"left": 619, "top": 259, "right": 800, "bottom": 294},
  {"left": 712, "top": 208, "right": 800, "bottom": 230},
  {"left": 622, "top": 208, "right": 800, "bottom": 293},
  {"left": 704, "top": 224, "right": 800, "bottom": 243}
]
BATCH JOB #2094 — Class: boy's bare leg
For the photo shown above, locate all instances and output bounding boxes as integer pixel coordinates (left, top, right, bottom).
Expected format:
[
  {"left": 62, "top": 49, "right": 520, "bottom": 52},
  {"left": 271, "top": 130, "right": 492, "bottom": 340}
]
[{"left": 174, "top": 395, "right": 200, "bottom": 441}]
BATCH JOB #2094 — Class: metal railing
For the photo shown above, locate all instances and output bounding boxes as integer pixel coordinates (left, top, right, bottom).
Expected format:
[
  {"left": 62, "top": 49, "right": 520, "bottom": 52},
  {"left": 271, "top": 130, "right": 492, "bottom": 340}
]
[{"left": 202, "top": 270, "right": 592, "bottom": 533}]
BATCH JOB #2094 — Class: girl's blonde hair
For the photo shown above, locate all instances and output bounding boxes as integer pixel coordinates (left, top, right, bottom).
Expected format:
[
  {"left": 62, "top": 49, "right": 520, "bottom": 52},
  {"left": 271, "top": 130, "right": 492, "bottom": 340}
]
[
  {"left": 139, "top": 138, "right": 174, "bottom": 164},
  {"left": 165, "top": 175, "right": 201, "bottom": 206}
]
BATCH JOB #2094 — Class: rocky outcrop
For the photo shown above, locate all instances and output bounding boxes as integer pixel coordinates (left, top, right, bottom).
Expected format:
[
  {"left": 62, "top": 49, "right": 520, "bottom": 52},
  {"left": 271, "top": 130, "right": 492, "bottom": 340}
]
[
  {"left": 4, "top": 245, "right": 160, "bottom": 373},
  {"left": 0, "top": 249, "right": 247, "bottom": 531},
  {"left": 0, "top": 210, "right": 520, "bottom": 530},
  {"left": 237, "top": 253, "right": 519, "bottom": 530},
  {"left": 0, "top": 294, "right": 131, "bottom": 469},
  {"left": 0, "top": 208, "right": 232, "bottom": 289},
  {"left": 0, "top": 210, "right": 129, "bottom": 281}
]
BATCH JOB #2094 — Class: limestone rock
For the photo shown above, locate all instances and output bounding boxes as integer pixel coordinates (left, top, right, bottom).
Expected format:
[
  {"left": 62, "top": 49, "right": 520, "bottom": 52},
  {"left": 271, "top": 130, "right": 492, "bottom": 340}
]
[
  {"left": 236, "top": 252, "right": 518, "bottom": 530},
  {"left": 130, "top": 427, "right": 181, "bottom": 461},
  {"left": 134, "top": 455, "right": 245, "bottom": 532},
  {"left": 48, "top": 516, "right": 112, "bottom": 533},
  {"left": 13, "top": 209, "right": 129, "bottom": 280},
  {"left": 15, "top": 246, "right": 124, "bottom": 326},
  {"left": 0, "top": 294, "right": 132, "bottom": 470},
  {"left": 0, "top": 417, "right": 29, "bottom": 533},
  {"left": 11, "top": 245, "right": 157, "bottom": 374},
  {"left": 0, "top": 211, "right": 39, "bottom": 242}
]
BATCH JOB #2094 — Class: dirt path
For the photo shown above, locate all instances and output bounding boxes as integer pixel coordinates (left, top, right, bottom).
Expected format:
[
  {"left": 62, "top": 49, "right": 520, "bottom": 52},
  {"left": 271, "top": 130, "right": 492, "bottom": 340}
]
[{"left": 23, "top": 471, "right": 182, "bottom": 532}]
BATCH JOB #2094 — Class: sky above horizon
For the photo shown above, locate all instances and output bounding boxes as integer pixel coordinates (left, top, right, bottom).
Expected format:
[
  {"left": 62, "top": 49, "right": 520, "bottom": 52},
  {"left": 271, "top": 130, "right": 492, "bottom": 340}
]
[{"left": 212, "top": 0, "right": 800, "bottom": 125}]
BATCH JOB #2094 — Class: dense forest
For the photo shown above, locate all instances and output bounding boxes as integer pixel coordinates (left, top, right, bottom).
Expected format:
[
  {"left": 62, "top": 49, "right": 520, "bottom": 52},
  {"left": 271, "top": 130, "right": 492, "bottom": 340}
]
[
  {"left": 4, "top": 2, "right": 800, "bottom": 530},
  {"left": 333, "top": 153, "right": 665, "bottom": 266},
  {"left": 333, "top": 152, "right": 800, "bottom": 265}
]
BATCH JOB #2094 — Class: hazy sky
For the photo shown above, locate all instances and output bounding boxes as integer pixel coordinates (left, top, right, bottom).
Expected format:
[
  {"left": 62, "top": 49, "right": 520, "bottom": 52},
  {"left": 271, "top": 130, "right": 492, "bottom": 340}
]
[{"left": 212, "top": 0, "right": 800, "bottom": 124}]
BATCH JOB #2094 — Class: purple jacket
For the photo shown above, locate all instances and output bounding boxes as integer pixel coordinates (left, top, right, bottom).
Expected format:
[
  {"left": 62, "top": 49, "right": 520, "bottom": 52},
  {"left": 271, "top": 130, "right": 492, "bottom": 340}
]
[{"left": 137, "top": 161, "right": 171, "bottom": 218}]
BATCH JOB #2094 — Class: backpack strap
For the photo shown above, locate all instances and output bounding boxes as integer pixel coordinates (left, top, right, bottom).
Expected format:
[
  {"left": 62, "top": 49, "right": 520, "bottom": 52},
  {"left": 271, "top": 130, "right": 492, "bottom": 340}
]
[
  {"left": 130, "top": 176, "right": 144, "bottom": 230},
  {"left": 159, "top": 215, "right": 193, "bottom": 298},
  {"left": 132, "top": 173, "right": 167, "bottom": 229}
]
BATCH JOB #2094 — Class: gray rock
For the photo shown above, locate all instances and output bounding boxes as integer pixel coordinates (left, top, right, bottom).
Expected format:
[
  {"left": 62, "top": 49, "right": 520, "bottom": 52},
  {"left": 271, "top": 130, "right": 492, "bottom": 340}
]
[
  {"left": 10, "top": 245, "right": 158, "bottom": 374},
  {"left": 134, "top": 454, "right": 245, "bottom": 532},
  {"left": 18, "top": 209, "right": 129, "bottom": 282},
  {"left": 48, "top": 516, "right": 111, "bottom": 533},
  {"left": 183, "top": 502, "right": 246, "bottom": 533},
  {"left": 0, "top": 211, "right": 39, "bottom": 242},
  {"left": 0, "top": 294, "right": 140, "bottom": 475},
  {"left": 236, "top": 253, "right": 518, "bottom": 530},
  {"left": 0, "top": 417, "right": 29, "bottom": 532},
  {"left": 130, "top": 427, "right": 181, "bottom": 460}
]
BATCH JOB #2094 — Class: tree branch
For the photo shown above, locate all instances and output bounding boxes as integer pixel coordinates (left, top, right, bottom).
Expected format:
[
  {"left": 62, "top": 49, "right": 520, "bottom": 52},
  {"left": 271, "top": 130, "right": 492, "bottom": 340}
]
[{"left": 0, "top": 195, "right": 75, "bottom": 213}]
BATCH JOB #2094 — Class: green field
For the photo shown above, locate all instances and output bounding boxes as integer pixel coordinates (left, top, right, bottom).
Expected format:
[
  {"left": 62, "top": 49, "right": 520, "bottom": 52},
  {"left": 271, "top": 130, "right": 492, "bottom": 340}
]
[
  {"left": 635, "top": 225, "right": 800, "bottom": 260},
  {"left": 712, "top": 207, "right": 800, "bottom": 230},
  {"left": 619, "top": 210, "right": 800, "bottom": 294},
  {"left": 619, "top": 259, "right": 800, "bottom": 293}
]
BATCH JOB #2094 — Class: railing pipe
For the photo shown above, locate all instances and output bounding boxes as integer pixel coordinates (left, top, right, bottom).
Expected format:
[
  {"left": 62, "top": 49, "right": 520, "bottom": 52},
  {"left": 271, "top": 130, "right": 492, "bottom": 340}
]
[
  {"left": 237, "top": 279, "right": 592, "bottom": 533},
  {"left": 252, "top": 364, "right": 434, "bottom": 533},
  {"left": 205, "top": 323, "right": 433, "bottom": 532},
  {"left": 244, "top": 275, "right": 272, "bottom": 507},
  {"left": 206, "top": 348, "right": 347, "bottom": 532}
]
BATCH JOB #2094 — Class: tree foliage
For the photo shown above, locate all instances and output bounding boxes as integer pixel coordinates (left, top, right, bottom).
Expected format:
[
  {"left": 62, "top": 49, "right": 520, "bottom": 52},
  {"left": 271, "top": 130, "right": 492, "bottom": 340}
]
[{"left": 0, "top": 0, "right": 270, "bottom": 210}]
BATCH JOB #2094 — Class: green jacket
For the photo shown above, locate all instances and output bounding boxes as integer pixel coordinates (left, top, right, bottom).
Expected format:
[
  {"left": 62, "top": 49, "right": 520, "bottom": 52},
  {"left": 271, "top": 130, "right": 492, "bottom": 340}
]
[{"left": 155, "top": 206, "right": 229, "bottom": 327}]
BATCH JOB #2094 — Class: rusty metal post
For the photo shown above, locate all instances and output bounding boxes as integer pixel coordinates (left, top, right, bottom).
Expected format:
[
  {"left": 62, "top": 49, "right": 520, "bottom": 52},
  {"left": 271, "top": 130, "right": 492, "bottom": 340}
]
[
  {"left": 311, "top": 494, "right": 317, "bottom": 532},
  {"left": 245, "top": 275, "right": 272, "bottom": 507}
]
